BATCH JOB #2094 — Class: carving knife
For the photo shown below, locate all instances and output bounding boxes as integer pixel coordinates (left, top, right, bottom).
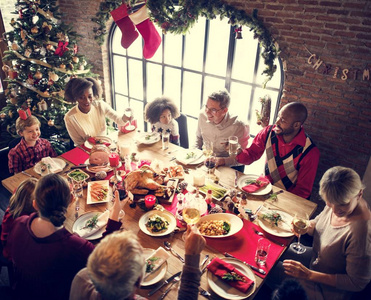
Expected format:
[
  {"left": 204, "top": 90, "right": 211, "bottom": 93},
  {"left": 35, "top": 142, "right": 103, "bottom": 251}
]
[
  {"left": 148, "top": 271, "right": 182, "bottom": 296},
  {"left": 224, "top": 252, "right": 266, "bottom": 275}
]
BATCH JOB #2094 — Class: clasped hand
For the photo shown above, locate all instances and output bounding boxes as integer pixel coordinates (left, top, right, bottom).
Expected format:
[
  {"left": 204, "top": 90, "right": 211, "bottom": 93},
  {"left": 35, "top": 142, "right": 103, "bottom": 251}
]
[{"left": 283, "top": 259, "right": 311, "bottom": 280}]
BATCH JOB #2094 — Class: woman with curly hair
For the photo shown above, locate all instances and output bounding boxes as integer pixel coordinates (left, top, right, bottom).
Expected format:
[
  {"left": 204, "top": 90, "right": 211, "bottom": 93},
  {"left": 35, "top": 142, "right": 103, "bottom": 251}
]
[{"left": 144, "top": 96, "right": 180, "bottom": 145}]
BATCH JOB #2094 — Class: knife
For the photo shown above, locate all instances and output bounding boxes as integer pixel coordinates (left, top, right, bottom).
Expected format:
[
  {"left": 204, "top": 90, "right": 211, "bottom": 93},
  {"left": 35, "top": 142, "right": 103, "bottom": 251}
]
[
  {"left": 148, "top": 271, "right": 182, "bottom": 296},
  {"left": 76, "top": 145, "right": 90, "bottom": 154},
  {"left": 234, "top": 170, "right": 239, "bottom": 188},
  {"left": 224, "top": 252, "right": 266, "bottom": 275},
  {"left": 200, "top": 254, "right": 209, "bottom": 269}
]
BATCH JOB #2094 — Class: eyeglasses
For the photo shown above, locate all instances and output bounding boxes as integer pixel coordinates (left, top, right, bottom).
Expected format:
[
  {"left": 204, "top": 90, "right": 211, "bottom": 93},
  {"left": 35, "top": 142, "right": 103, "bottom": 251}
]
[{"left": 204, "top": 104, "right": 223, "bottom": 114}]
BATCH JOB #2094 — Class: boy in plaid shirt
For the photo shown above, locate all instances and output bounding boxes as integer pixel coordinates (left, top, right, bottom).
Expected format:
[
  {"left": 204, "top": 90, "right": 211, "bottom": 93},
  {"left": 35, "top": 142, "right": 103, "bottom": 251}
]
[{"left": 8, "top": 114, "right": 57, "bottom": 174}]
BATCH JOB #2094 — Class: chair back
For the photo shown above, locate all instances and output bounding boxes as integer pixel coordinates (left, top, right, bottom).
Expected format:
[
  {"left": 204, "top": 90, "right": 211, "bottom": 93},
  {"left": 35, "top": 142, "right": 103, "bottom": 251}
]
[
  {"left": 8, "top": 137, "right": 22, "bottom": 150},
  {"left": 176, "top": 113, "right": 189, "bottom": 149}
]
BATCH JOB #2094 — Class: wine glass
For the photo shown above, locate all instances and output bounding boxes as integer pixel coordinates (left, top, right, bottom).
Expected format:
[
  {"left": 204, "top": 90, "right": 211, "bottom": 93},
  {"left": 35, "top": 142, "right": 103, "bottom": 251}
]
[
  {"left": 182, "top": 193, "right": 201, "bottom": 241},
  {"left": 228, "top": 136, "right": 239, "bottom": 157},
  {"left": 204, "top": 154, "right": 217, "bottom": 180},
  {"left": 202, "top": 141, "right": 213, "bottom": 158},
  {"left": 290, "top": 214, "right": 309, "bottom": 254},
  {"left": 124, "top": 108, "right": 135, "bottom": 131}
]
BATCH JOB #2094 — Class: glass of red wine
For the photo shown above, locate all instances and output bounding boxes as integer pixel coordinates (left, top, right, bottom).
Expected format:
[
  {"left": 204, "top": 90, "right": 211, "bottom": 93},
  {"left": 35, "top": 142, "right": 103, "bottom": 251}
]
[{"left": 204, "top": 154, "right": 216, "bottom": 180}]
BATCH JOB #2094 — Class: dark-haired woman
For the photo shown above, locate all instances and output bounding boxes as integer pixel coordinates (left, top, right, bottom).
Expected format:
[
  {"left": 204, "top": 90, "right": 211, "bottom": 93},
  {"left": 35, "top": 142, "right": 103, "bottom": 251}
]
[
  {"left": 6, "top": 174, "right": 122, "bottom": 300},
  {"left": 64, "top": 77, "right": 131, "bottom": 145}
]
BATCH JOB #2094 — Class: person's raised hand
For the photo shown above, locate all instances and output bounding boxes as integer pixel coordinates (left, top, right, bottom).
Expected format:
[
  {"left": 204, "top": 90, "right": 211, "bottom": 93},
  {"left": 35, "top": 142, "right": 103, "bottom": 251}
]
[
  {"left": 109, "top": 190, "right": 122, "bottom": 221},
  {"left": 184, "top": 225, "right": 206, "bottom": 256}
]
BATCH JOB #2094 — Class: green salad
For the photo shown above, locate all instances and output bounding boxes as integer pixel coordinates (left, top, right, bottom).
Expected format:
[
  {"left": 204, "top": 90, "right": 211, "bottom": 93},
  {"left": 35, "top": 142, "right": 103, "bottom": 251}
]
[{"left": 145, "top": 215, "right": 169, "bottom": 233}]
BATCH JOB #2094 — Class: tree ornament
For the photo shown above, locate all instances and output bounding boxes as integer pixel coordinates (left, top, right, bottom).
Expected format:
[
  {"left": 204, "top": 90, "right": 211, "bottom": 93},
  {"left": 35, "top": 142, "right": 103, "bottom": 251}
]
[
  {"left": 24, "top": 48, "right": 32, "bottom": 58},
  {"left": 37, "top": 100, "right": 48, "bottom": 111},
  {"left": 78, "top": 64, "right": 84, "bottom": 71},
  {"left": 60, "top": 105, "right": 67, "bottom": 112},
  {"left": 32, "top": 15, "right": 39, "bottom": 24},
  {"left": 9, "top": 111, "right": 13, "bottom": 118},
  {"left": 72, "top": 56, "right": 79, "bottom": 63},
  {"left": 0, "top": 112, "right": 6, "bottom": 119},
  {"left": 11, "top": 42, "right": 19, "bottom": 51},
  {"left": 26, "top": 77, "right": 35, "bottom": 85},
  {"left": 55, "top": 41, "right": 69, "bottom": 57},
  {"left": 235, "top": 26, "right": 242, "bottom": 39},
  {"left": 46, "top": 44, "right": 54, "bottom": 51},
  {"left": 48, "top": 119, "right": 55, "bottom": 126},
  {"left": 34, "top": 70, "right": 43, "bottom": 79},
  {"left": 42, "top": 22, "right": 52, "bottom": 34},
  {"left": 48, "top": 71, "right": 59, "bottom": 81},
  {"left": 20, "top": 29, "right": 26, "bottom": 40},
  {"left": 59, "top": 63, "right": 66, "bottom": 69},
  {"left": 40, "top": 47, "right": 46, "bottom": 56},
  {"left": 27, "top": 98, "right": 33, "bottom": 107},
  {"left": 31, "top": 26, "right": 39, "bottom": 34}
]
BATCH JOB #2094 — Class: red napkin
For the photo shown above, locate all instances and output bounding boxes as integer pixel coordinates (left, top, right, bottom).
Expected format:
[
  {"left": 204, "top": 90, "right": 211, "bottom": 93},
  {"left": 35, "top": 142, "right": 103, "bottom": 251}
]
[
  {"left": 60, "top": 147, "right": 89, "bottom": 166},
  {"left": 205, "top": 219, "right": 288, "bottom": 278},
  {"left": 207, "top": 257, "right": 254, "bottom": 293},
  {"left": 242, "top": 175, "right": 270, "bottom": 193},
  {"left": 87, "top": 137, "right": 111, "bottom": 147}
]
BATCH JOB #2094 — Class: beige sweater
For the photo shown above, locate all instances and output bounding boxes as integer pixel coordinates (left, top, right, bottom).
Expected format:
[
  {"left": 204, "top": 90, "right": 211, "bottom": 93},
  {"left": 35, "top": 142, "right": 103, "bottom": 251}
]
[
  {"left": 64, "top": 101, "right": 126, "bottom": 146},
  {"left": 303, "top": 206, "right": 371, "bottom": 300}
]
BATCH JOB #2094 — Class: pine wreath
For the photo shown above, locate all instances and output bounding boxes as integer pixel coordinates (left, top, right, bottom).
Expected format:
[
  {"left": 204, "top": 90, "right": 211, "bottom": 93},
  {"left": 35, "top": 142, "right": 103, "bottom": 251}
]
[{"left": 93, "top": 0, "right": 279, "bottom": 85}]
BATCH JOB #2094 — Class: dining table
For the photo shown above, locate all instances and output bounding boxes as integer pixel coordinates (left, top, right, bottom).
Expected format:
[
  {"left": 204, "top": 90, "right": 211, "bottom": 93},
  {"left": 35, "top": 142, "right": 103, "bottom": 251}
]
[{"left": 2, "top": 130, "right": 317, "bottom": 300}]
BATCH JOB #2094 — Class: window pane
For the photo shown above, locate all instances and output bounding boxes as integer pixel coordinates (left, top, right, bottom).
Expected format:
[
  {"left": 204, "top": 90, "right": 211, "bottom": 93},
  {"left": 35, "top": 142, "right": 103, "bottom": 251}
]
[
  {"left": 184, "top": 18, "right": 206, "bottom": 72},
  {"left": 205, "top": 18, "right": 229, "bottom": 76},
  {"left": 232, "top": 28, "right": 258, "bottom": 82},
  {"left": 229, "top": 82, "right": 251, "bottom": 123},
  {"left": 115, "top": 95, "right": 128, "bottom": 114},
  {"left": 147, "top": 63, "right": 162, "bottom": 101},
  {"left": 182, "top": 72, "right": 202, "bottom": 117},
  {"left": 131, "top": 99, "right": 145, "bottom": 131},
  {"left": 187, "top": 117, "right": 198, "bottom": 148},
  {"left": 164, "top": 67, "right": 181, "bottom": 109},
  {"left": 113, "top": 56, "right": 128, "bottom": 95},
  {"left": 256, "top": 57, "right": 282, "bottom": 88},
  {"left": 203, "top": 76, "right": 225, "bottom": 104},
  {"left": 127, "top": 34, "right": 143, "bottom": 58},
  {"left": 164, "top": 33, "right": 182, "bottom": 67},
  {"left": 112, "top": 28, "right": 127, "bottom": 55},
  {"left": 128, "top": 59, "right": 143, "bottom": 99}
]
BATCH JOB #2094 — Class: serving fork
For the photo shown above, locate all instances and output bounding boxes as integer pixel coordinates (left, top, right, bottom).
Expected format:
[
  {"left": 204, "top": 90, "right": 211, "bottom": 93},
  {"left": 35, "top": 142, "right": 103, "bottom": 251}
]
[{"left": 157, "top": 275, "right": 180, "bottom": 300}]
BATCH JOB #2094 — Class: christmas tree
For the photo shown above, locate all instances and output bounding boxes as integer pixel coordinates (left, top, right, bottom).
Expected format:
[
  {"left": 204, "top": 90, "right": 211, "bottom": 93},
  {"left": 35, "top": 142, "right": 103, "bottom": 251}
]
[{"left": 0, "top": 0, "right": 96, "bottom": 153}]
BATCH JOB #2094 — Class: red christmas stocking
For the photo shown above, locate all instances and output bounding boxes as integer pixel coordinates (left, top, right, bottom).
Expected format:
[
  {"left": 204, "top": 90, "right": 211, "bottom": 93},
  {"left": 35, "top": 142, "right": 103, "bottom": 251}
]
[
  {"left": 129, "top": 5, "right": 161, "bottom": 59},
  {"left": 110, "top": 4, "right": 138, "bottom": 49}
]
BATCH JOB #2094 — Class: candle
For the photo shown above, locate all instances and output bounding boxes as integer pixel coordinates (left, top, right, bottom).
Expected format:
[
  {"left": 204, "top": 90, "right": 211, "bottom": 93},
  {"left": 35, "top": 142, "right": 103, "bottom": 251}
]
[
  {"left": 193, "top": 171, "right": 205, "bottom": 187},
  {"left": 108, "top": 153, "right": 120, "bottom": 167},
  {"left": 120, "top": 143, "right": 131, "bottom": 157},
  {"left": 144, "top": 195, "right": 156, "bottom": 209}
]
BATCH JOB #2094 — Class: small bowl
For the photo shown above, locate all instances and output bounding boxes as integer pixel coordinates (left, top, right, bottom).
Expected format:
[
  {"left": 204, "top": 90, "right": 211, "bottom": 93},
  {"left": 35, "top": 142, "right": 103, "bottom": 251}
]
[{"left": 67, "top": 169, "right": 90, "bottom": 182}]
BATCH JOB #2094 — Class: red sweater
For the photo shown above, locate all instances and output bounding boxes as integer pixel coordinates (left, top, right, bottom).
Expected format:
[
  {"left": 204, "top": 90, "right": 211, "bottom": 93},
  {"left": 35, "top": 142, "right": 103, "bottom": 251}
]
[{"left": 237, "top": 125, "right": 320, "bottom": 199}]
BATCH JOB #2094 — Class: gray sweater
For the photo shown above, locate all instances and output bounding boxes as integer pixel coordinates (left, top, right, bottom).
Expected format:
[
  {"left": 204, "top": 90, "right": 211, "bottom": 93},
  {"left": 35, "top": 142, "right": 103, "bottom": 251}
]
[{"left": 303, "top": 206, "right": 371, "bottom": 300}]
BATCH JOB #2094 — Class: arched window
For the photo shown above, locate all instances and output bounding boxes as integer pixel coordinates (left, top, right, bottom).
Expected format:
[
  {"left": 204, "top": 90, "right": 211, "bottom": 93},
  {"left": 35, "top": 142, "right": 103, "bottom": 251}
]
[{"left": 108, "top": 16, "right": 283, "bottom": 147}]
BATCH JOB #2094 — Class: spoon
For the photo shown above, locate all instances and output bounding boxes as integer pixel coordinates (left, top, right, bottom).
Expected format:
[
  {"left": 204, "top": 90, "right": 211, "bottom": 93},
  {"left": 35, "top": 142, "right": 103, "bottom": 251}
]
[{"left": 164, "top": 241, "right": 185, "bottom": 263}]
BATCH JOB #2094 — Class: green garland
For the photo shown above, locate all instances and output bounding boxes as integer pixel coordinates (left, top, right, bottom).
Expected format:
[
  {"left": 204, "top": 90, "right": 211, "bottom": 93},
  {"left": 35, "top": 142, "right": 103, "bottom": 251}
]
[{"left": 92, "top": 0, "right": 279, "bottom": 85}]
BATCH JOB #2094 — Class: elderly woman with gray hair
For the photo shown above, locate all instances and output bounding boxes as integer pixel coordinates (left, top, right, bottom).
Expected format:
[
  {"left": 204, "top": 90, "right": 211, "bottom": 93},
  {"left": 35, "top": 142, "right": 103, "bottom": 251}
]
[{"left": 271, "top": 166, "right": 371, "bottom": 300}]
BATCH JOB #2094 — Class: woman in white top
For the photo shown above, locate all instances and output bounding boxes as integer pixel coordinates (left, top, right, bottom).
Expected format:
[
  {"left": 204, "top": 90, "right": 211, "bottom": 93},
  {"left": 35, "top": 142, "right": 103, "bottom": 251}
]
[{"left": 64, "top": 77, "right": 130, "bottom": 145}]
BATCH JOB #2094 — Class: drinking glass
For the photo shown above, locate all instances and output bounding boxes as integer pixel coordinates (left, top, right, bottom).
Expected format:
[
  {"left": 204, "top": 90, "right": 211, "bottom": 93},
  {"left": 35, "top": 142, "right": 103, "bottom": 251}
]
[
  {"left": 182, "top": 193, "right": 201, "bottom": 241},
  {"left": 290, "top": 214, "right": 309, "bottom": 254},
  {"left": 255, "top": 238, "right": 271, "bottom": 266},
  {"left": 228, "top": 136, "right": 239, "bottom": 156},
  {"left": 204, "top": 154, "right": 216, "bottom": 180},
  {"left": 124, "top": 108, "right": 135, "bottom": 131},
  {"left": 202, "top": 141, "right": 213, "bottom": 158},
  {"left": 162, "top": 132, "right": 170, "bottom": 150}
]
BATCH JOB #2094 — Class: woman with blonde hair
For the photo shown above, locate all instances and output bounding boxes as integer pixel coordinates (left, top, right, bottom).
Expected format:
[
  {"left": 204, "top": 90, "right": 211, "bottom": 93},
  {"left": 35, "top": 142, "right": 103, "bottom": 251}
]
[{"left": 282, "top": 166, "right": 371, "bottom": 299}]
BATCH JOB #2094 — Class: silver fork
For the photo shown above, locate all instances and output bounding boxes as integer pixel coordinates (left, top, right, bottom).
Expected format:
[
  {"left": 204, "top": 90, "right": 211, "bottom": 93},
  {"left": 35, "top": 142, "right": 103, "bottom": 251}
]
[
  {"left": 157, "top": 276, "right": 180, "bottom": 300},
  {"left": 75, "top": 198, "right": 80, "bottom": 219}
]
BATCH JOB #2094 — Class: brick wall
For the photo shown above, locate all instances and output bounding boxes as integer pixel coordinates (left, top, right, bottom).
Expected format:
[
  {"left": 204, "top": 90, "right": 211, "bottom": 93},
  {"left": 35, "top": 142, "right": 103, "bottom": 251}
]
[{"left": 2, "top": 1, "right": 370, "bottom": 190}]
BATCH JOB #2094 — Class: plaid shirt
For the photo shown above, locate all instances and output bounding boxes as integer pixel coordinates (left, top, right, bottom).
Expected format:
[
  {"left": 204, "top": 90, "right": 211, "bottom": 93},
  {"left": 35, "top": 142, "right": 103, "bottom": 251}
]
[{"left": 8, "top": 138, "right": 57, "bottom": 173}]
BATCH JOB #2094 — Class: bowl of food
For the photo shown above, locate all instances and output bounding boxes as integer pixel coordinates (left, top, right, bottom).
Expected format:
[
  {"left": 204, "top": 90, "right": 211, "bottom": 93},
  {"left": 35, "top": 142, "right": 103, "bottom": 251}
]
[
  {"left": 139, "top": 210, "right": 176, "bottom": 237},
  {"left": 197, "top": 213, "right": 243, "bottom": 238},
  {"left": 67, "top": 169, "right": 90, "bottom": 182}
]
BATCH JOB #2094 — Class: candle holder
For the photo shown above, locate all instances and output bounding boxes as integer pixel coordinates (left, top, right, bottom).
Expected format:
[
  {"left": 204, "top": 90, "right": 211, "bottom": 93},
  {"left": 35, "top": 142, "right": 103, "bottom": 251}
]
[{"left": 110, "top": 166, "right": 122, "bottom": 184}]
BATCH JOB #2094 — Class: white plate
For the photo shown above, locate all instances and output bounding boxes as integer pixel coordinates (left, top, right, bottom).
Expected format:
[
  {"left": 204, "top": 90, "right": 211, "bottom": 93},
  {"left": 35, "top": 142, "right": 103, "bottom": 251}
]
[
  {"left": 84, "top": 159, "right": 122, "bottom": 173},
  {"left": 72, "top": 211, "right": 106, "bottom": 240},
  {"left": 207, "top": 257, "right": 256, "bottom": 299},
  {"left": 257, "top": 208, "right": 294, "bottom": 237},
  {"left": 135, "top": 132, "right": 161, "bottom": 145},
  {"left": 141, "top": 248, "right": 168, "bottom": 287},
  {"left": 139, "top": 210, "right": 177, "bottom": 237},
  {"left": 197, "top": 213, "right": 243, "bottom": 238},
  {"left": 34, "top": 158, "right": 66, "bottom": 175},
  {"left": 237, "top": 174, "right": 272, "bottom": 195},
  {"left": 86, "top": 180, "right": 112, "bottom": 204},
  {"left": 84, "top": 136, "right": 112, "bottom": 149},
  {"left": 176, "top": 149, "right": 205, "bottom": 165}
]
